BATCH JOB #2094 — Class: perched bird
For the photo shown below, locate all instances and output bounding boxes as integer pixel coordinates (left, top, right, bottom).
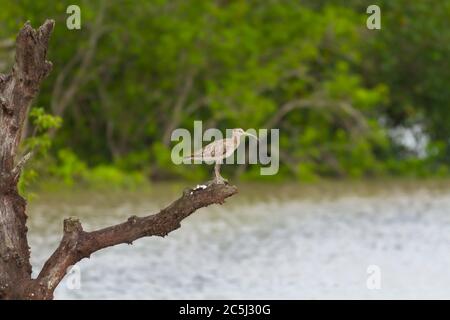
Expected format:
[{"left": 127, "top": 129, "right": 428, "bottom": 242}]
[{"left": 185, "top": 128, "right": 258, "bottom": 184}]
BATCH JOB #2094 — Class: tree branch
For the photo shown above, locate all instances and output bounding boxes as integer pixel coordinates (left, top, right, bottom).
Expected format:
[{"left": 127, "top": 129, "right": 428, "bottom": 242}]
[
  {"left": 32, "top": 182, "right": 237, "bottom": 299},
  {"left": 264, "top": 93, "right": 368, "bottom": 133},
  {"left": 50, "top": 0, "right": 107, "bottom": 119},
  {"left": 11, "top": 151, "right": 33, "bottom": 180}
]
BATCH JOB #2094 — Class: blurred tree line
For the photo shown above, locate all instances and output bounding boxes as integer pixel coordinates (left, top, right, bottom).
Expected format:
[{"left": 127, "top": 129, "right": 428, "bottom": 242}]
[{"left": 0, "top": 0, "right": 449, "bottom": 188}]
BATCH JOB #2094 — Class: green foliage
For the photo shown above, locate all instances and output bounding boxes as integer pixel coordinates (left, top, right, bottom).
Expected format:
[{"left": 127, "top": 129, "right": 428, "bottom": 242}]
[
  {"left": 85, "top": 165, "right": 145, "bottom": 190},
  {"left": 29, "top": 107, "right": 62, "bottom": 132},
  {"left": 18, "top": 168, "right": 38, "bottom": 198},
  {"left": 49, "top": 149, "right": 145, "bottom": 189},
  {"left": 2, "top": 1, "right": 448, "bottom": 186},
  {"left": 22, "top": 107, "right": 62, "bottom": 154},
  {"left": 363, "top": 0, "right": 450, "bottom": 163},
  {"left": 18, "top": 107, "right": 62, "bottom": 195},
  {"left": 51, "top": 149, "right": 87, "bottom": 186}
]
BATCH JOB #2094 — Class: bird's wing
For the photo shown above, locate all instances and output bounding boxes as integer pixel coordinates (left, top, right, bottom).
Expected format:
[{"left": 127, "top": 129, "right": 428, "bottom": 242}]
[
  {"left": 202, "top": 139, "right": 227, "bottom": 158},
  {"left": 183, "top": 143, "right": 210, "bottom": 159},
  {"left": 185, "top": 139, "right": 230, "bottom": 160}
]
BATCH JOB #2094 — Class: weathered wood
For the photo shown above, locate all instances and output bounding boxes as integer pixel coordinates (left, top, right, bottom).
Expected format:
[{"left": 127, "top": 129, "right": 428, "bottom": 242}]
[
  {"left": 0, "top": 20, "right": 54, "bottom": 299},
  {"left": 0, "top": 20, "right": 238, "bottom": 300},
  {"left": 31, "top": 183, "right": 237, "bottom": 299}
]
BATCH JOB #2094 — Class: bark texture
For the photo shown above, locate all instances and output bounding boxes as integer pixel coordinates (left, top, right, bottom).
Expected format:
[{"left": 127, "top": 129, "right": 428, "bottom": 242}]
[
  {"left": 0, "top": 20, "right": 54, "bottom": 299},
  {"left": 32, "top": 182, "right": 237, "bottom": 299},
  {"left": 0, "top": 21, "right": 238, "bottom": 300}
]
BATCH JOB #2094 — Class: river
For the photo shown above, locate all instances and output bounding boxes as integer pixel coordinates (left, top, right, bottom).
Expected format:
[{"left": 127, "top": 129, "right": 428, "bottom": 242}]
[{"left": 26, "top": 180, "right": 450, "bottom": 299}]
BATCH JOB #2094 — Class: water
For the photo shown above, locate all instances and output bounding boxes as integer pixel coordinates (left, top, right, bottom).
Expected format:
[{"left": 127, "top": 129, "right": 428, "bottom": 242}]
[{"left": 26, "top": 181, "right": 450, "bottom": 299}]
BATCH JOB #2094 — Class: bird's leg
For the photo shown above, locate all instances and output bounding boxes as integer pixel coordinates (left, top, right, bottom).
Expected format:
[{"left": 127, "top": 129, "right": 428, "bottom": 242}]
[{"left": 213, "top": 162, "right": 228, "bottom": 184}]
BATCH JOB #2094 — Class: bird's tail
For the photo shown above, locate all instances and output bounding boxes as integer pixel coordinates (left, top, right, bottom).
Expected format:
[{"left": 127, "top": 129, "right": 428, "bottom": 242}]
[
  {"left": 184, "top": 151, "right": 202, "bottom": 160},
  {"left": 184, "top": 154, "right": 205, "bottom": 163}
]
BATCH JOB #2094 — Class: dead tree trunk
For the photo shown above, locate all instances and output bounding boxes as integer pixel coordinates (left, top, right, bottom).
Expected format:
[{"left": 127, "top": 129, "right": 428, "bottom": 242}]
[
  {"left": 0, "top": 21, "right": 237, "bottom": 300},
  {"left": 0, "top": 20, "right": 54, "bottom": 299}
]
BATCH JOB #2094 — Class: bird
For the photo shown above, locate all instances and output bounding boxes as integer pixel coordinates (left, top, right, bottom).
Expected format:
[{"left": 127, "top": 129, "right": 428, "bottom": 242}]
[{"left": 184, "top": 128, "right": 258, "bottom": 184}]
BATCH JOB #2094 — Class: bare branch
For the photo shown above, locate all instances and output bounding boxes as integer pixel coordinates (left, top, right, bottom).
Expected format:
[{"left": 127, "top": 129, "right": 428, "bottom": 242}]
[
  {"left": 11, "top": 151, "right": 33, "bottom": 179},
  {"left": 32, "top": 182, "right": 237, "bottom": 299},
  {"left": 1, "top": 19, "right": 240, "bottom": 301}
]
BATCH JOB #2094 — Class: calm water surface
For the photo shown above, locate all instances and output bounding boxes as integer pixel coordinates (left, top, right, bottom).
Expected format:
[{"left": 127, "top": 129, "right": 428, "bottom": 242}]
[{"left": 26, "top": 181, "right": 450, "bottom": 299}]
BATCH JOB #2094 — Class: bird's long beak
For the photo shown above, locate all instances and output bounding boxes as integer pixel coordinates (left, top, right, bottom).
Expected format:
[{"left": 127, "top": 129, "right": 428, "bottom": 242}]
[{"left": 244, "top": 132, "right": 259, "bottom": 141}]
